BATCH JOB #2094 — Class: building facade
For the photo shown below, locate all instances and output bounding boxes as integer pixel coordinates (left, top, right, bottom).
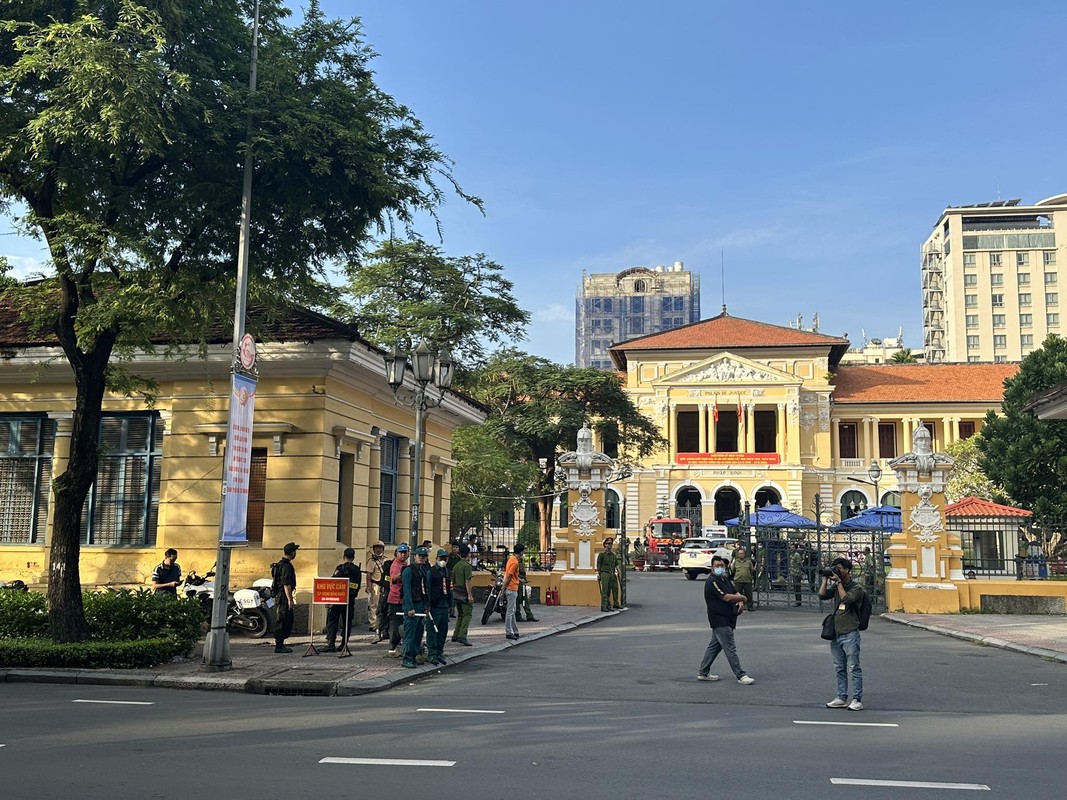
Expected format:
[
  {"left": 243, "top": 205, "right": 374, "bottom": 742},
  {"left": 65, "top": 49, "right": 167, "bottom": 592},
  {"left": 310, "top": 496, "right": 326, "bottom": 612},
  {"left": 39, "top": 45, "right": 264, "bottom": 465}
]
[
  {"left": 0, "top": 301, "right": 484, "bottom": 590},
  {"left": 606, "top": 312, "right": 1016, "bottom": 531},
  {"left": 575, "top": 262, "right": 700, "bottom": 368},
  {"left": 922, "top": 194, "right": 1067, "bottom": 363}
]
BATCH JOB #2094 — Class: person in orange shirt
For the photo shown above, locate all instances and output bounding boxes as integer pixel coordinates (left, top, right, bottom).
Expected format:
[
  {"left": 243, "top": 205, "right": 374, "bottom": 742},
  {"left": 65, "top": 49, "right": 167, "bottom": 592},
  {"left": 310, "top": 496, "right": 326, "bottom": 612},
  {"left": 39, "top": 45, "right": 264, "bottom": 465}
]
[{"left": 503, "top": 543, "right": 524, "bottom": 640}]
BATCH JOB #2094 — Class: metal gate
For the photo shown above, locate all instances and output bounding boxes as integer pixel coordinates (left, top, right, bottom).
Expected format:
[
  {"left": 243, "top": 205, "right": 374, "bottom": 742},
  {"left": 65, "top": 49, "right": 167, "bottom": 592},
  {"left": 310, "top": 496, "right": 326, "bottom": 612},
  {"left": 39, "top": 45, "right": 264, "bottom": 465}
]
[
  {"left": 733, "top": 524, "right": 886, "bottom": 611},
  {"left": 677, "top": 503, "right": 703, "bottom": 533}
]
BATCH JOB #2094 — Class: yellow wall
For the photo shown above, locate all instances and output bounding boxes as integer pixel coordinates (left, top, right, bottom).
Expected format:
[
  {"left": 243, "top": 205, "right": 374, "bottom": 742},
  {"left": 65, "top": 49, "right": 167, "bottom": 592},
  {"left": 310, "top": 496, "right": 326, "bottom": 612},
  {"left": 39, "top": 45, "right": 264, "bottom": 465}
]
[{"left": 0, "top": 342, "right": 482, "bottom": 596}]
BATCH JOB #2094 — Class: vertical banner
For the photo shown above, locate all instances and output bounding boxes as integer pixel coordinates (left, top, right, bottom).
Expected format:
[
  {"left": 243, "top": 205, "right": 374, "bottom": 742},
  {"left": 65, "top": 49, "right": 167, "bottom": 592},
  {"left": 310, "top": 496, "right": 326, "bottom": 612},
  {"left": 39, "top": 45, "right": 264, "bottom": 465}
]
[{"left": 221, "top": 371, "right": 257, "bottom": 543}]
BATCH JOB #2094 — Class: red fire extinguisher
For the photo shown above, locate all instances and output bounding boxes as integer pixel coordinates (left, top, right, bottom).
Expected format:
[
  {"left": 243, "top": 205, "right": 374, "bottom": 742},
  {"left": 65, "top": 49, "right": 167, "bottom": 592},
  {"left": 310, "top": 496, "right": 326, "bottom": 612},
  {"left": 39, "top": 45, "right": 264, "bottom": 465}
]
[{"left": 546, "top": 586, "right": 559, "bottom": 606}]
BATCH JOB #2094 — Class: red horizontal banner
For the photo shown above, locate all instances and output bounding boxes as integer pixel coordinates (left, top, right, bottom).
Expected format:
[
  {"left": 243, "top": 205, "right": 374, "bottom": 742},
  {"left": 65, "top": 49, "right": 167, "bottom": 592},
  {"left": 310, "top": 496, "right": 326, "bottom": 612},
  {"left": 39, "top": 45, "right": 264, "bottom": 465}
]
[
  {"left": 313, "top": 577, "right": 350, "bottom": 605},
  {"left": 676, "top": 452, "right": 781, "bottom": 465}
]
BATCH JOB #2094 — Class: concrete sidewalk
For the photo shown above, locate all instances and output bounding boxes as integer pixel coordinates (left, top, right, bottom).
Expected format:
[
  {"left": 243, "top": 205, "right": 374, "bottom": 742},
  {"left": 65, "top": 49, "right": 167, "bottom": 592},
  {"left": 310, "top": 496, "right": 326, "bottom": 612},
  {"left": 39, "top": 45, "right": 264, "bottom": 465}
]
[
  {"left": 0, "top": 603, "right": 616, "bottom": 696},
  {"left": 883, "top": 612, "right": 1067, "bottom": 663}
]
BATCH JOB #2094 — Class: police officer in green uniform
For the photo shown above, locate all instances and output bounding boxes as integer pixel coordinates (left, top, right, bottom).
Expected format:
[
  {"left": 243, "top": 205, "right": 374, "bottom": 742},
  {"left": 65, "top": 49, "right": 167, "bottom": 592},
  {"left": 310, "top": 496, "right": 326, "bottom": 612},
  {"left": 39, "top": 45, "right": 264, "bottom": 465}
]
[
  {"left": 516, "top": 552, "right": 538, "bottom": 622},
  {"left": 401, "top": 547, "right": 431, "bottom": 668},
  {"left": 597, "top": 538, "right": 621, "bottom": 612}
]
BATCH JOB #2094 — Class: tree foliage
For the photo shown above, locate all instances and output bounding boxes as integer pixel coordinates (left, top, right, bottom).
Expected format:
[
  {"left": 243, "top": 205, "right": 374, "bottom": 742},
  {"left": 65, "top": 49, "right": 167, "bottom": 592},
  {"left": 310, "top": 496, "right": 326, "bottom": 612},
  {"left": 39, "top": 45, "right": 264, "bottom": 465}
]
[
  {"left": 449, "top": 422, "right": 539, "bottom": 526},
  {"left": 890, "top": 348, "right": 917, "bottom": 363},
  {"left": 977, "top": 335, "right": 1067, "bottom": 518},
  {"left": 457, "top": 349, "right": 666, "bottom": 549},
  {"left": 0, "top": 1, "right": 475, "bottom": 641},
  {"left": 944, "top": 436, "right": 1008, "bottom": 505},
  {"left": 338, "top": 237, "right": 528, "bottom": 365}
]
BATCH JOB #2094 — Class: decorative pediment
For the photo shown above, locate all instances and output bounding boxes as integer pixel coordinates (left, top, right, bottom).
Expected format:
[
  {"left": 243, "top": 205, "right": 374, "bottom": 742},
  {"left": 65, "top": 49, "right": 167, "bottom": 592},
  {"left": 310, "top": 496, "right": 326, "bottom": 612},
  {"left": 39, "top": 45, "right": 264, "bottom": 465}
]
[{"left": 657, "top": 354, "right": 794, "bottom": 386}]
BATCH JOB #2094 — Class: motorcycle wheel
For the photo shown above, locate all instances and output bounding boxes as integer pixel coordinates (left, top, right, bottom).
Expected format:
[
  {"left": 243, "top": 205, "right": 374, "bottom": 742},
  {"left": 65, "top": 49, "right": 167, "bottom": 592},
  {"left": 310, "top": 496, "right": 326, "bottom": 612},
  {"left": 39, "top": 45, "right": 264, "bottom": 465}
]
[
  {"left": 481, "top": 592, "right": 497, "bottom": 625},
  {"left": 243, "top": 607, "right": 271, "bottom": 639}
]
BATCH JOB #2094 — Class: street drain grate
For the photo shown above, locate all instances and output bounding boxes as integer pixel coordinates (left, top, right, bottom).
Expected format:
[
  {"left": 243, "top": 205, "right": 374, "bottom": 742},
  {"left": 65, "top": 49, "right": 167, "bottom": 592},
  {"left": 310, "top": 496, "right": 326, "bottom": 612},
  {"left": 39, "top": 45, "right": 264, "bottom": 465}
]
[{"left": 249, "top": 666, "right": 363, "bottom": 697}]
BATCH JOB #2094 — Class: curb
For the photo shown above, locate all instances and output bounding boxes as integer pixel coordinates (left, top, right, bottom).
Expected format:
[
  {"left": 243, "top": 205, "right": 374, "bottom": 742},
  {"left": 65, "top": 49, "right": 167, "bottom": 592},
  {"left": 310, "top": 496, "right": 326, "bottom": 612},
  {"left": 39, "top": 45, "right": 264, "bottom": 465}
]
[
  {"left": 881, "top": 614, "right": 1067, "bottom": 664},
  {"left": 0, "top": 608, "right": 624, "bottom": 695}
]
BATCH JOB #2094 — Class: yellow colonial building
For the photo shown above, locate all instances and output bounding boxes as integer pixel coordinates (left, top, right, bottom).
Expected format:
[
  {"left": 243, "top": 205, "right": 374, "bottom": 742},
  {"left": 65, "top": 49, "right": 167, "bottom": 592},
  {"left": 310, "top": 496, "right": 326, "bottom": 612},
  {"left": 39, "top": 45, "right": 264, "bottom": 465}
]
[
  {"left": 0, "top": 300, "right": 484, "bottom": 592},
  {"left": 607, "top": 312, "right": 1017, "bottom": 531}
]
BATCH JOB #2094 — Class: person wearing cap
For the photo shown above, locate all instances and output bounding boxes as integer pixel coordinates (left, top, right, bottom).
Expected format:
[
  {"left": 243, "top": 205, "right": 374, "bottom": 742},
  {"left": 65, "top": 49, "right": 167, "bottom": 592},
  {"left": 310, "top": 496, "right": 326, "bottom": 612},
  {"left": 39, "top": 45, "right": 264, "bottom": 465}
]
[
  {"left": 516, "top": 550, "right": 538, "bottom": 622},
  {"left": 446, "top": 542, "right": 461, "bottom": 618},
  {"left": 386, "top": 544, "right": 410, "bottom": 656},
  {"left": 426, "top": 548, "right": 453, "bottom": 665},
  {"left": 365, "top": 540, "right": 387, "bottom": 634},
  {"left": 324, "top": 547, "right": 362, "bottom": 652},
  {"left": 271, "top": 542, "right": 299, "bottom": 653},
  {"left": 401, "top": 546, "right": 432, "bottom": 667},
  {"left": 450, "top": 544, "right": 475, "bottom": 646},
  {"left": 597, "top": 538, "right": 621, "bottom": 612}
]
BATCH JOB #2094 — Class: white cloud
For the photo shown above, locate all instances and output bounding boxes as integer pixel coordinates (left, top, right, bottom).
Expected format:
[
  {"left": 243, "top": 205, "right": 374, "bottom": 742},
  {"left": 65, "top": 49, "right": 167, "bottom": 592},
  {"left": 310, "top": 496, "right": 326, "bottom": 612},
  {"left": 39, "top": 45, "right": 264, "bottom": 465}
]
[
  {"left": 1, "top": 253, "right": 49, "bottom": 278},
  {"left": 532, "top": 302, "right": 572, "bottom": 323}
]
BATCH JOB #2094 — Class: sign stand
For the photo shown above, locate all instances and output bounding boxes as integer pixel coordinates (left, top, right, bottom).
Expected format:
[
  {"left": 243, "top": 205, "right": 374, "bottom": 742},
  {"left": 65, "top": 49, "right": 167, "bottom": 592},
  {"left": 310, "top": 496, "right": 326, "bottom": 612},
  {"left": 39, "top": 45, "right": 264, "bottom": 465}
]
[
  {"left": 303, "top": 603, "right": 320, "bottom": 658},
  {"left": 309, "top": 576, "right": 350, "bottom": 659}
]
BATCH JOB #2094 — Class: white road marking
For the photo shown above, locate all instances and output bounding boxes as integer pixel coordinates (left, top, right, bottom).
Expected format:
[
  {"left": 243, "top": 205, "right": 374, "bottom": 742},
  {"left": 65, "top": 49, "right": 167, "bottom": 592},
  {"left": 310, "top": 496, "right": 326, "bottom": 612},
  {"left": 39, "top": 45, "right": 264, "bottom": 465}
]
[
  {"left": 416, "top": 708, "right": 505, "bottom": 714},
  {"left": 1031, "top": 683, "right": 1049, "bottom": 686},
  {"left": 794, "top": 720, "right": 898, "bottom": 728},
  {"left": 320, "top": 757, "right": 454, "bottom": 767},
  {"left": 72, "top": 699, "right": 154, "bottom": 706},
  {"left": 831, "top": 778, "right": 989, "bottom": 791}
]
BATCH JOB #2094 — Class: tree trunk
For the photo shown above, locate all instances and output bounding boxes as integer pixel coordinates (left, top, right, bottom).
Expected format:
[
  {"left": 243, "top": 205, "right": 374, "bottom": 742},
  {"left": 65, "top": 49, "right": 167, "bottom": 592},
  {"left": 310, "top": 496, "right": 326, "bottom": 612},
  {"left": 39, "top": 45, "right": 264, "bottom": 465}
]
[
  {"left": 538, "top": 461, "right": 556, "bottom": 553},
  {"left": 47, "top": 339, "right": 112, "bottom": 643}
]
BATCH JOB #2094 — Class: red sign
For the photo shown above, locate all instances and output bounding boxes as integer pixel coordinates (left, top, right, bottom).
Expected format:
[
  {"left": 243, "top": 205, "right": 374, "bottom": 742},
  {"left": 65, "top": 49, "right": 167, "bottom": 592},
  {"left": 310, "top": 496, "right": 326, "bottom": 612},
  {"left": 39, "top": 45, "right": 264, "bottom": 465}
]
[
  {"left": 676, "top": 452, "right": 781, "bottom": 465},
  {"left": 313, "top": 577, "right": 349, "bottom": 605}
]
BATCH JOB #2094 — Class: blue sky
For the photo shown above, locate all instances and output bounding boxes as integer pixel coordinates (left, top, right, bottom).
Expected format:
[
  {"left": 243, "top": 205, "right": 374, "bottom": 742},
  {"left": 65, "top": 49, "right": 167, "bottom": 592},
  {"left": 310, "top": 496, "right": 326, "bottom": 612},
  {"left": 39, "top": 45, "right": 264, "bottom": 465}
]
[{"left": 4, "top": 1, "right": 1066, "bottom": 364}]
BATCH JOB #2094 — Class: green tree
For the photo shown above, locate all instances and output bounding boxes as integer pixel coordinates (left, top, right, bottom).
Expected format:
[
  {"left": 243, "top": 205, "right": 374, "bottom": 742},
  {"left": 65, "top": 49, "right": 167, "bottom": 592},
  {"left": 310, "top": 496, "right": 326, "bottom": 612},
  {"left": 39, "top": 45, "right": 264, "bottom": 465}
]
[
  {"left": 339, "top": 238, "right": 528, "bottom": 366},
  {"left": 945, "top": 436, "right": 1008, "bottom": 505},
  {"left": 449, "top": 421, "right": 539, "bottom": 527},
  {"left": 0, "top": 1, "right": 475, "bottom": 641},
  {"left": 977, "top": 335, "right": 1067, "bottom": 518},
  {"left": 890, "top": 348, "right": 917, "bottom": 363},
  {"left": 459, "top": 349, "right": 666, "bottom": 550}
]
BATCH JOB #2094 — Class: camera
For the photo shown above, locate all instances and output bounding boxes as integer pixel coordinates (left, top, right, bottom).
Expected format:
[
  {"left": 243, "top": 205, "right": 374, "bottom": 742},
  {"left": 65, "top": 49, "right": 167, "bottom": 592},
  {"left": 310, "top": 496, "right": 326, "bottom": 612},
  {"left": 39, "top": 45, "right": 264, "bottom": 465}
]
[{"left": 818, "top": 566, "right": 838, "bottom": 579}]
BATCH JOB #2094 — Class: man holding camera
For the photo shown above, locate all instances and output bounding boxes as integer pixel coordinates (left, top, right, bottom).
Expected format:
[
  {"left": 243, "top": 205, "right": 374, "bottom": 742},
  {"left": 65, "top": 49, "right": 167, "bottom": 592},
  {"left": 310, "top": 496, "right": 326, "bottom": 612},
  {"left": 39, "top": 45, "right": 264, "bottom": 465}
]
[
  {"left": 697, "top": 555, "right": 756, "bottom": 685},
  {"left": 818, "top": 557, "right": 865, "bottom": 711}
]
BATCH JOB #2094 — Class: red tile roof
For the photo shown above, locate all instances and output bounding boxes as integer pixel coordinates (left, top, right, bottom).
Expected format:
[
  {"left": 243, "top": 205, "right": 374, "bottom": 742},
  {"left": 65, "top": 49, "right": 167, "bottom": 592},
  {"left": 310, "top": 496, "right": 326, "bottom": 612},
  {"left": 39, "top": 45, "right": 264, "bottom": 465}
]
[
  {"left": 946, "top": 496, "right": 1032, "bottom": 517},
  {"left": 609, "top": 312, "right": 849, "bottom": 368},
  {"left": 832, "top": 363, "right": 1017, "bottom": 404}
]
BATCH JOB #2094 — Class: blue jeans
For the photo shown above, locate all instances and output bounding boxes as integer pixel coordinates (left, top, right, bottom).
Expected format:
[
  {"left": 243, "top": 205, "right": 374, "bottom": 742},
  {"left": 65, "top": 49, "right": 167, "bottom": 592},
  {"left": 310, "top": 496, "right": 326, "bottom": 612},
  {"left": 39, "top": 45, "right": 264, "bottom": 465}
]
[
  {"left": 698, "top": 625, "right": 746, "bottom": 679},
  {"left": 830, "top": 630, "right": 862, "bottom": 700}
]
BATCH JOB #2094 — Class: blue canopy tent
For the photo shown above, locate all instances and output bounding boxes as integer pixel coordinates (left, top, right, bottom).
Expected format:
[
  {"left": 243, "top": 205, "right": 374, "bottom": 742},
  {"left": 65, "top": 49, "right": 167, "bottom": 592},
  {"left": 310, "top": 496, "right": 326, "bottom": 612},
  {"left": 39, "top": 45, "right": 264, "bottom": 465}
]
[
  {"left": 832, "top": 505, "right": 902, "bottom": 532},
  {"left": 724, "top": 504, "right": 818, "bottom": 528}
]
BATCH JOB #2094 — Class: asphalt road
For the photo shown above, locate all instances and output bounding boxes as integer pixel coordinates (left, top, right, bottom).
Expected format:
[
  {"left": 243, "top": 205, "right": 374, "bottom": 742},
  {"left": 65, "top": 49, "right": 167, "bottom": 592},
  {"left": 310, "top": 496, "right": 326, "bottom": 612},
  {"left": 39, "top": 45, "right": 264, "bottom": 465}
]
[{"left": 3, "top": 572, "right": 1066, "bottom": 799}]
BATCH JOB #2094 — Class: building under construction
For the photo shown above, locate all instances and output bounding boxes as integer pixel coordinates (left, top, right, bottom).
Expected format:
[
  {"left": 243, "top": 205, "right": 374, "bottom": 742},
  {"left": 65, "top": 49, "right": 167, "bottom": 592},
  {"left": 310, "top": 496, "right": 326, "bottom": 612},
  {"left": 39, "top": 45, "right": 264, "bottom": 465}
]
[{"left": 576, "top": 262, "right": 701, "bottom": 368}]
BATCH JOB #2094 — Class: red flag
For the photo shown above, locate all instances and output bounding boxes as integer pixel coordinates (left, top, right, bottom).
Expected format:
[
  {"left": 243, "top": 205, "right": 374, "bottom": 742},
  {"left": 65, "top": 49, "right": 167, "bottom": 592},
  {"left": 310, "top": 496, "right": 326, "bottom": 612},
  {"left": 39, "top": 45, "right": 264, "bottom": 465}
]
[
  {"left": 712, "top": 402, "right": 719, "bottom": 423},
  {"left": 737, "top": 397, "right": 744, "bottom": 429}
]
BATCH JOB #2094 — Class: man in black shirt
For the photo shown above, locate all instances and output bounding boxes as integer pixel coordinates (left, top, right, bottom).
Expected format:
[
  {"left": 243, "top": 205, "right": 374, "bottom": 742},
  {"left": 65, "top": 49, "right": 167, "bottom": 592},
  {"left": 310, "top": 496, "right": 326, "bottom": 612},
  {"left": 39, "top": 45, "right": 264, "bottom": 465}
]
[
  {"left": 151, "top": 549, "right": 181, "bottom": 595},
  {"left": 697, "top": 555, "right": 756, "bottom": 685},
  {"left": 325, "top": 547, "right": 362, "bottom": 653},
  {"left": 271, "top": 542, "right": 299, "bottom": 653}
]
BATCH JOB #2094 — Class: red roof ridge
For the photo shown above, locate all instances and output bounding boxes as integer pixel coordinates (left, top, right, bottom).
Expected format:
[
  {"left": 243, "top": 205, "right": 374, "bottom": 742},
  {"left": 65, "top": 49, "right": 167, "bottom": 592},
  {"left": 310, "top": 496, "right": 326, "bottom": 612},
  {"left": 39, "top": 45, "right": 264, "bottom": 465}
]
[{"left": 945, "top": 496, "right": 1032, "bottom": 517}]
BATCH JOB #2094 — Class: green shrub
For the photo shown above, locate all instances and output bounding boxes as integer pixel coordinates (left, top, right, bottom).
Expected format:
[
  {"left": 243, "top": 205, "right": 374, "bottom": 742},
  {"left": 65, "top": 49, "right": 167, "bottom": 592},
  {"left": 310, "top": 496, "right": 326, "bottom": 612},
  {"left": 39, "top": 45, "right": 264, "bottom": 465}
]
[
  {"left": 0, "top": 588, "right": 203, "bottom": 667},
  {"left": 0, "top": 637, "right": 178, "bottom": 669},
  {"left": 0, "top": 589, "right": 49, "bottom": 638},
  {"left": 82, "top": 589, "right": 203, "bottom": 653}
]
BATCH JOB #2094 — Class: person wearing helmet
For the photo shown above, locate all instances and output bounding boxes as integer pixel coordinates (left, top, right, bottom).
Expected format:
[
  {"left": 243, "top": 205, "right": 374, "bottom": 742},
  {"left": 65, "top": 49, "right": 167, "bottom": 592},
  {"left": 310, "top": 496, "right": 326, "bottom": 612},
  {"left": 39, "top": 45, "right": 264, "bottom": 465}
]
[
  {"left": 365, "top": 540, "right": 387, "bottom": 634},
  {"left": 401, "top": 547, "right": 431, "bottom": 668},
  {"left": 385, "top": 544, "right": 410, "bottom": 656}
]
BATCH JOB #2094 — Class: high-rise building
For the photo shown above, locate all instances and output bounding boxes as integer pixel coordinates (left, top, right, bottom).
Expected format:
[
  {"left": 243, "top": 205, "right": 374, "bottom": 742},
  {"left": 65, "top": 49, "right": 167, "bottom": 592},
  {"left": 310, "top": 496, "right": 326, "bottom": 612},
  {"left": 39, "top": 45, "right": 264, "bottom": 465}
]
[
  {"left": 922, "top": 194, "right": 1066, "bottom": 363},
  {"left": 576, "top": 262, "right": 700, "bottom": 368}
]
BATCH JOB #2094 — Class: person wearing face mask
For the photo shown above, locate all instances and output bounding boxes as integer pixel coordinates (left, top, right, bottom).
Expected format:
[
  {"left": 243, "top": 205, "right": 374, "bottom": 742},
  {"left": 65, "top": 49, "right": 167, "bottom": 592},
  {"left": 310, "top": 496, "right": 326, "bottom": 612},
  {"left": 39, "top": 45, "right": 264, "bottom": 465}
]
[
  {"left": 697, "top": 555, "right": 756, "bottom": 685},
  {"left": 425, "top": 548, "right": 454, "bottom": 665}
]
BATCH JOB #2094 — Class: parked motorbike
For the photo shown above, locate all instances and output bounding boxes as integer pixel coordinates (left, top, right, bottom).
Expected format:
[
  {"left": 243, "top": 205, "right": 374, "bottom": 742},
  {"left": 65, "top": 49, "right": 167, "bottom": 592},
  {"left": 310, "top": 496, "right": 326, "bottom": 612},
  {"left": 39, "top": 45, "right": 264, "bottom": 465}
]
[
  {"left": 182, "top": 569, "right": 274, "bottom": 639},
  {"left": 480, "top": 571, "right": 507, "bottom": 625},
  {"left": 0, "top": 579, "right": 28, "bottom": 591}
]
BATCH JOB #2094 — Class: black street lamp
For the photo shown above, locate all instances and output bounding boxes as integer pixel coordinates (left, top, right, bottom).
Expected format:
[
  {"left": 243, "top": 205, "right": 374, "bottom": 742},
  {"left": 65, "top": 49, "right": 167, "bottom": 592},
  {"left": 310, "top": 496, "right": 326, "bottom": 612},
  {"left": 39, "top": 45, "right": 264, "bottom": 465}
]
[
  {"left": 868, "top": 459, "right": 883, "bottom": 507},
  {"left": 383, "top": 341, "right": 454, "bottom": 549}
]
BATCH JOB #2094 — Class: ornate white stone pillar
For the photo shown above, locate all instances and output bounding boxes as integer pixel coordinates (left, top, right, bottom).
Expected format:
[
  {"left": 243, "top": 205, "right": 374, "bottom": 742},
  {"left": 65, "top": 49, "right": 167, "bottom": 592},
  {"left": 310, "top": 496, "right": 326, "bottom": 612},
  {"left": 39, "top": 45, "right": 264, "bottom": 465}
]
[
  {"left": 745, "top": 403, "right": 755, "bottom": 453},
  {"left": 777, "top": 402, "right": 787, "bottom": 460},
  {"left": 698, "top": 403, "right": 708, "bottom": 453}
]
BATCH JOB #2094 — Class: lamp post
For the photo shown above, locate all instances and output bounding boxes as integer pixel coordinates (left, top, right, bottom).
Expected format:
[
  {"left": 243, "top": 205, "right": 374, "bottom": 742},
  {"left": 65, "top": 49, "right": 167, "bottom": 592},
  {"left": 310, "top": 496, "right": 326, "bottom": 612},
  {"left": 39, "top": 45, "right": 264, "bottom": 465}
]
[
  {"left": 383, "top": 341, "right": 454, "bottom": 549},
  {"left": 868, "top": 459, "right": 882, "bottom": 508}
]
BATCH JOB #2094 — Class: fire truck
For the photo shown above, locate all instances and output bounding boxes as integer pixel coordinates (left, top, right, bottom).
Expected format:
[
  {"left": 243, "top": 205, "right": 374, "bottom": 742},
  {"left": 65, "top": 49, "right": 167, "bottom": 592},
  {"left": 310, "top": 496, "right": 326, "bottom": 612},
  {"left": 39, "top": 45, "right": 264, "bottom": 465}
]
[{"left": 645, "top": 517, "right": 692, "bottom": 570}]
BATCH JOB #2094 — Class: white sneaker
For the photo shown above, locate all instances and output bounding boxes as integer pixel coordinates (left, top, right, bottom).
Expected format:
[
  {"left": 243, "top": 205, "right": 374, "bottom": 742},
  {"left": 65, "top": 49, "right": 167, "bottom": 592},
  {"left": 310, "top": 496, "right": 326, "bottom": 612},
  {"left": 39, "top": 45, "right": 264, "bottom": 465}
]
[
  {"left": 387, "top": 647, "right": 401, "bottom": 658},
  {"left": 738, "top": 675, "right": 756, "bottom": 685},
  {"left": 696, "top": 673, "right": 720, "bottom": 681},
  {"left": 848, "top": 698, "right": 863, "bottom": 711},
  {"left": 825, "top": 697, "right": 849, "bottom": 708}
]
